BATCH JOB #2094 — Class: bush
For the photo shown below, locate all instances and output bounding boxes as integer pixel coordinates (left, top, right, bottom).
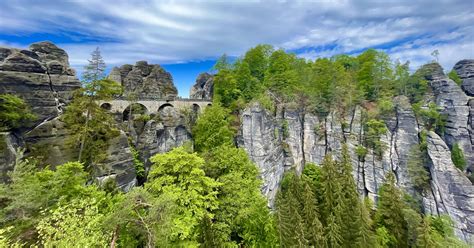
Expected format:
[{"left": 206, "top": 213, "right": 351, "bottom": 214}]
[
  {"left": 448, "top": 70, "right": 462, "bottom": 85},
  {"left": 451, "top": 143, "right": 466, "bottom": 171},
  {"left": 356, "top": 145, "right": 368, "bottom": 162}
]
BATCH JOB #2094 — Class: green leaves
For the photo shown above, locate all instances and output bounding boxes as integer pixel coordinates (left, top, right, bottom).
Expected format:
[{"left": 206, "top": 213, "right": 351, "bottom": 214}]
[
  {"left": 0, "top": 94, "right": 36, "bottom": 131},
  {"left": 192, "top": 104, "right": 234, "bottom": 153},
  {"left": 146, "top": 147, "right": 221, "bottom": 242},
  {"left": 451, "top": 143, "right": 467, "bottom": 171}
]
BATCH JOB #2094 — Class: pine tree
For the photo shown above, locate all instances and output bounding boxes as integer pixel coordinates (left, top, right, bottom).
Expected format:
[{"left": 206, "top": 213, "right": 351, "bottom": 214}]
[
  {"left": 320, "top": 155, "right": 344, "bottom": 248},
  {"left": 275, "top": 172, "right": 306, "bottom": 247},
  {"left": 338, "top": 144, "right": 365, "bottom": 246},
  {"left": 354, "top": 198, "right": 375, "bottom": 247},
  {"left": 326, "top": 213, "right": 343, "bottom": 248},
  {"left": 301, "top": 179, "right": 325, "bottom": 247},
  {"left": 66, "top": 47, "right": 121, "bottom": 163},
  {"left": 375, "top": 173, "right": 409, "bottom": 247}
]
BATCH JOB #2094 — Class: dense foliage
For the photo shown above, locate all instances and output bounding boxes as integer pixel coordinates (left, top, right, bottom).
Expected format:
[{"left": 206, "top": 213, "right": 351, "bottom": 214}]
[{"left": 1, "top": 45, "right": 470, "bottom": 247}]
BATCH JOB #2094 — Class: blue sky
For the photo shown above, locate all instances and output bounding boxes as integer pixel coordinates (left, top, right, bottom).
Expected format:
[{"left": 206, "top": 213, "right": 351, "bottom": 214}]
[{"left": 1, "top": 0, "right": 473, "bottom": 97}]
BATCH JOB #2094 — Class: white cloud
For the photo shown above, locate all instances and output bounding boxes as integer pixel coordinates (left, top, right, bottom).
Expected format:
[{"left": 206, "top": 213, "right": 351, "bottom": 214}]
[{"left": 0, "top": 0, "right": 472, "bottom": 74}]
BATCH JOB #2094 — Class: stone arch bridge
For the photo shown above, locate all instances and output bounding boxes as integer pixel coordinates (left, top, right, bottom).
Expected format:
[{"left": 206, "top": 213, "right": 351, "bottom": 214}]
[{"left": 98, "top": 98, "right": 212, "bottom": 115}]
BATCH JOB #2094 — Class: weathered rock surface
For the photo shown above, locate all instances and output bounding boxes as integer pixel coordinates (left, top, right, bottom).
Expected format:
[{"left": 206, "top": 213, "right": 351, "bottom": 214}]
[
  {"left": 423, "top": 131, "right": 474, "bottom": 241},
  {"left": 134, "top": 105, "right": 192, "bottom": 166},
  {"left": 237, "top": 103, "right": 286, "bottom": 205},
  {"left": 0, "top": 132, "right": 19, "bottom": 183},
  {"left": 0, "top": 41, "right": 80, "bottom": 122},
  {"left": 21, "top": 117, "right": 137, "bottom": 190},
  {"left": 190, "top": 73, "right": 213, "bottom": 99},
  {"left": 239, "top": 68, "right": 473, "bottom": 240},
  {"left": 109, "top": 61, "right": 177, "bottom": 99},
  {"left": 421, "top": 63, "right": 474, "bottom": 172},
  {"left": 97, "top": 131, "right": 137, "bottom": 190},
  {"left": 454, "top": 59, "right": 474, "bottom": 96},
  {"left": 0, "top": 42, "right": 136, "bottom": 189}
]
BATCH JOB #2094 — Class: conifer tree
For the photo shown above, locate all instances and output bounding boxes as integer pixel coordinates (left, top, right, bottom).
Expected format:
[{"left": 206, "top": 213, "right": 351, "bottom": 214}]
[
  {"left": 375, "top": 173, "right": 409, "bottom": 247},
  {"left": 301, "top": 179, "right": 325, "bottom": 247},
  {"left": 320, "top": 155, "right": 344, "bottom": 248},
  {"left": 338, "top": 144, "right": 364, "bottom": 246},
  {"left": 275, "top": 172, "right": 306, "bottom": 247}
]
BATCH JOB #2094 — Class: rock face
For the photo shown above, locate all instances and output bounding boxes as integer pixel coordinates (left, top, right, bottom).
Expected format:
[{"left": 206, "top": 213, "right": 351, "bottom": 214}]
[
  {"left": 109, "top": 61, "right": 177, "bottom": 99},
  {"left": 237, "top": 104, "right": 286, "bottom": 204},
  {"left": 0, "top": 42, "right": 136, "bottom": 189},
  {"left": 0, "top": 132, "right": 19, "bottom": 182},
  {"left": 190, "top": 73, "right": 213, "bottom": 99},
  {"left": 423, "top": 132, "right": 474, "bottom": 241},
  {"left": 0, "top": 41, "right": 80, "bottom": 122},
  {"left": 454, "top": 59, "right": 474, "bottom": 96},
  {"left": 238, "top": 62, "right": 473, "bottom": 241},
  {"left": 133, "top": 105, "right": 192, "bottom": 166},
  {"left": 421, "top": 63, "right": 474, "bottom": 173}
]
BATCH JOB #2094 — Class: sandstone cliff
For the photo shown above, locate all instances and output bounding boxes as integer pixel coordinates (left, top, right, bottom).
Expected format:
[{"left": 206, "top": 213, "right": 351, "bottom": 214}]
[
  {"left": 190, "top": 72, "right": 213, "bottom": 99},
  {"left": 238, "top": 61, "right": 474, "bottom": 241}
]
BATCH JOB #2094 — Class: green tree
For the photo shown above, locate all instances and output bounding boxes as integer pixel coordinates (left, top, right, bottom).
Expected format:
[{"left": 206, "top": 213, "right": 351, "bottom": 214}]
[
  {"left": 205, "top": 145, "right": 276, "bottom": 246},
  {"left": 275, "top": 171, "right": 306, "bottom": 247},
  {"left": 375, "top": 173, "right": 409, "bottom": 247},
  {"left": 264, "top": 49, "right": 299, "bottom": 99},
  {"left": 451, "top": 143, "right": 467, "bottom": 171},
  {"left": 320, "top": 155, "right": 344, "bottom": 248},
  {"left": 145, "top": 147, "right": 221, "bottom": 243},
  {"left": 63, "top": 48, "right": 121, "bottom": 165},
  {"left": 36, "top": 190, "right": 111, "bottom": 247},
  {"left": 105, "top": 187, "right": 177, "bottom": 247},
  {"left": 192, "top": 104, "right": 234, "bottom": 153},
  {"left": 0, "top": 161, "right": 95, "bottom": 244},
  {"left": 0, "top": 94, "right": 36, "bottom": 131},
  {"left": 301, "top": 179, "right": 325, "bottom": 247}
]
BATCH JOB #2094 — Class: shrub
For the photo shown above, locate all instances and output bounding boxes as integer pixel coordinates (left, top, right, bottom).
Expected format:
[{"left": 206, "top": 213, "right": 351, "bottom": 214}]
[
  {"left": 451, "top": 143, "right": 466, "bottom": 171},
  {"left": 356, "top": 145, "right": 368, "bottom": 162},
  {"left": 448, "top": 70, "right": 462, "bottom": 85}
]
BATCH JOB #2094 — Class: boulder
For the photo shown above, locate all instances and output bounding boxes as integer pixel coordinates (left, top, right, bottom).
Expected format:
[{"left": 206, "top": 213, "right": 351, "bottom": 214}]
[
  {"left": 109, "top": 61, "right": 177, "bottom": 99},
  {"left": 190, "top": 72, "right": 213, "bottom": 99}
]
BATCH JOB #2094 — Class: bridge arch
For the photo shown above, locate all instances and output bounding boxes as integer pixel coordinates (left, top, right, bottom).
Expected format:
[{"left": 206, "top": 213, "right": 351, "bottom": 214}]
[
  {"left": 100, "top": 102, "right": 112, "bottom": 111},
  {"left": 192, "top": 103, "right": 201, "bottom": 114},
  {"left": 158, "top": 103, "right": 174, "bottom": 112},
  {"left": 123, "top": 103, "right": 149, "bottom": 122}
]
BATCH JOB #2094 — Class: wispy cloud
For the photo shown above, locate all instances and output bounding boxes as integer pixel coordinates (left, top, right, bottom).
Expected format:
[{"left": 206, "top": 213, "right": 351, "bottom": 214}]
[{"left": 0, "top": 0, "right": 472, "bottom": 73}]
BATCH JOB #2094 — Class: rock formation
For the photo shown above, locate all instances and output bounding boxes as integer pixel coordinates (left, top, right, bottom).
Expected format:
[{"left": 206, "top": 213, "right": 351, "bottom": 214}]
[
  {"left": 109, "top": 61, "right": 177, "bottom": 99},
  {"left": 0, "top": 41, "right": 80, "bottom": 122},
  {"left": 190, "top": 72, "right": 213, "bottom": 99},
  {"left": 238, "top": 62, "right": 474, "bottom": 241},
  {"left": 454, "top": 59, "right": 474, "bottom": 96},
  {"left": 0, "top": 42, "right": 136, "bottom": 189}
]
